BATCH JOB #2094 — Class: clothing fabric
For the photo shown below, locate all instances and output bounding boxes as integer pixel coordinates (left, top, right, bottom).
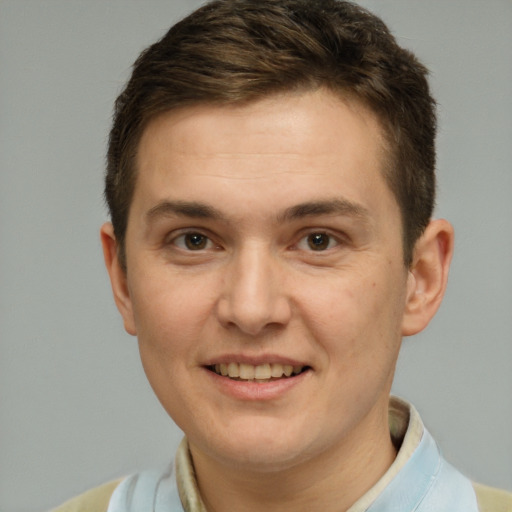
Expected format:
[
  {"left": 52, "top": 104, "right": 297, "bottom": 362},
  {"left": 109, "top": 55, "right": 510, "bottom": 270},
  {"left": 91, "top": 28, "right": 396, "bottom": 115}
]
[
  {"left": 50, "top": 479, "right": 123, "bottom": 512},
  {"left": 52, "top": 397, "right": 512, "bottom": 512}
]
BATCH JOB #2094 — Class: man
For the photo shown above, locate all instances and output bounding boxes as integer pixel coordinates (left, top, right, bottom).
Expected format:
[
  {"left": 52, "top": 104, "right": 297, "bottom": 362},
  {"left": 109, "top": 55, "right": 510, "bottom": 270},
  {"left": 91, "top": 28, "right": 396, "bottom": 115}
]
[{"left": 54, "top": 0, "right": 512, "bottom": 510}]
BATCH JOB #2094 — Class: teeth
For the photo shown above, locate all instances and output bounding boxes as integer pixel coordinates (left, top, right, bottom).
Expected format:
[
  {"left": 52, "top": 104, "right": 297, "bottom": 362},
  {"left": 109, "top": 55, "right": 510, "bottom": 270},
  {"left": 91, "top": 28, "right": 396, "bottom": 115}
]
[
  {"left": 239, "top": 363, "right": 255, "bottom": 380},
  {"left": 227, "top": 362, "right": 239, "bottom": 377},
  {"left": 271, "top": 364, "right": 283, "bottom": 378},
  {"left": 212, "top": 363, "right": 304, "bottom": 380},
  {"left": 254, "top": 364, "right": 271, "bottom": 379}
]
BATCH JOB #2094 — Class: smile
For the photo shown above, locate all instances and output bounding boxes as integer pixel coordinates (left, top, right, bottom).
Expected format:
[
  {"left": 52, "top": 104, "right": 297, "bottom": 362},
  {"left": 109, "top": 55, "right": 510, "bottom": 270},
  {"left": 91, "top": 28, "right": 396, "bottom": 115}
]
[{"left": 208, "top": 363, "right": 306, "bottom": 381}]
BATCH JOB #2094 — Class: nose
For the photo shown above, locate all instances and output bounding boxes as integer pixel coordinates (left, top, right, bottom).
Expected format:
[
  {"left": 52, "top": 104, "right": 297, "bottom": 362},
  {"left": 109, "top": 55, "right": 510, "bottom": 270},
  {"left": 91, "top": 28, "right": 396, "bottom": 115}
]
[{"left": 215, "top": 244, "right": 292, "bottom": 336}]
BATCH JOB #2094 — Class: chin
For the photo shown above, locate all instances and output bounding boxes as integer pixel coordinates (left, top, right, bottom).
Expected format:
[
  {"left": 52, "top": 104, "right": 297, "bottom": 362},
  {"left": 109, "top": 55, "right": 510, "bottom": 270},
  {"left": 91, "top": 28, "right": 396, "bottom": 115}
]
[
  {"left": 191, "top": 417, "right": 325, "bottom": 473},
  {"left": 213, "top": 442, "right": 308, "bottom": 474}
]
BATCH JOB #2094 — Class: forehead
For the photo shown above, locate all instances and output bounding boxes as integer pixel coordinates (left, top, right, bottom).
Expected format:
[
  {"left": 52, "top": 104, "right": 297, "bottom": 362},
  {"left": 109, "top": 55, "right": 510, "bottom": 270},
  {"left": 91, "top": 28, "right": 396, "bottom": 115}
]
[{"left": 137, "top": 90, "right": 388, "bottom": 173}]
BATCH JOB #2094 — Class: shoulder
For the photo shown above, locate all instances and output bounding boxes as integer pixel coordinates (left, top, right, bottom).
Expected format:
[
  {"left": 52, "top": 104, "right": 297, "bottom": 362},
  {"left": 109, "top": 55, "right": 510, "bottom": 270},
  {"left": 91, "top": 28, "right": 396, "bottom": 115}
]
[
  {"left": 473, "top": 482, "right": 512, "bottom": 512},
  {"left": 50, "top": 478, "right": 124, "bottom": 512}
]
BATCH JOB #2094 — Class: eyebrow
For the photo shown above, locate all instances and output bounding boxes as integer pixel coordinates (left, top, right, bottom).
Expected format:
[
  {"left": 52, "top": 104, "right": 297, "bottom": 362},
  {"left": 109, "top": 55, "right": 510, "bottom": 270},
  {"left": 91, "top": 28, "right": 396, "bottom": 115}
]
[
  {"left": 278, "top": 198, "right": 370, "bottom": 223},
  {"left": 146, "top": 200, "right": 225, "bottom": 222},
  {"left": 145, "top": 198, "right": 370, "bottom": 224}
]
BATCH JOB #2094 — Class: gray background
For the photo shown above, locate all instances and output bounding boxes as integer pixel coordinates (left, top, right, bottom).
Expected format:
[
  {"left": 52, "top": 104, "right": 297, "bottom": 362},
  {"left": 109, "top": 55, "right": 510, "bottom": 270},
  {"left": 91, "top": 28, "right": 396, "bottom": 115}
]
[{"left": 1, "top": 1, "right": 510, "bottom": 511}]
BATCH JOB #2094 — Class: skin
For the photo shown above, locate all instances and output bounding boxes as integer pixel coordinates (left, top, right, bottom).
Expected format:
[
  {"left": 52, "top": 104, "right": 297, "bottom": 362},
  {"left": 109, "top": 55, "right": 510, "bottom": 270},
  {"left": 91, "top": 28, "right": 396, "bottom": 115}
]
[{"left": 102, "top": 89, "right": 453, "bottom": 512}]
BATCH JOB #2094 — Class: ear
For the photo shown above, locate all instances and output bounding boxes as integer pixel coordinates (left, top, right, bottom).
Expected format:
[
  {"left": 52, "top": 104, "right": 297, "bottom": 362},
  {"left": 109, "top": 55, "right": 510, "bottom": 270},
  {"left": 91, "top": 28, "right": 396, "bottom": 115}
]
[
  {"left": 401, "top": 219, "right": 454, "bottom": 336},
  {"left": 100, "top": 222, "right": 137, "bottom": 336}
]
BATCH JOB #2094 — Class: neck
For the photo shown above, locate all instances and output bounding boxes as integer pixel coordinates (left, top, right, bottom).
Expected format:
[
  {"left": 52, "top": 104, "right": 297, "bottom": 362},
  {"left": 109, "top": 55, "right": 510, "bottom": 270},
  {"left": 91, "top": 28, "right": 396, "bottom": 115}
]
[{"left": 189, "top": 408, "right": 396, "bottom": 512}]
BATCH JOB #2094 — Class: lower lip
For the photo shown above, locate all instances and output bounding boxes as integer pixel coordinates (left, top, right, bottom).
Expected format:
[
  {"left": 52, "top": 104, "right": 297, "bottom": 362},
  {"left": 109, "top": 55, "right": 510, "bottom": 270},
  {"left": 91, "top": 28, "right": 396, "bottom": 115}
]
[{"left": 204, "top": 368, "right": 310, "bottom": 401}]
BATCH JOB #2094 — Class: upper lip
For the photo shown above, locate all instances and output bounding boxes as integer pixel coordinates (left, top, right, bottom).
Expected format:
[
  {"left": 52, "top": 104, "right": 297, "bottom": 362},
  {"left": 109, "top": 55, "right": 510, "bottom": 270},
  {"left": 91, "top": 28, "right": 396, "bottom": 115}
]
[{"left": 202, "top": 353, "right": 309, "bottom": 368}]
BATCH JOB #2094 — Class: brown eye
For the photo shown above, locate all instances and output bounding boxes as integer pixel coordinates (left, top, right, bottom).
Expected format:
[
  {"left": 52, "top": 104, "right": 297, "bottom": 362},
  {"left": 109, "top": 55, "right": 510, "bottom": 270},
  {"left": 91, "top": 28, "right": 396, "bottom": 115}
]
[
  {"left": 173, "top": 232, "right": 212, "bottom": 250},
  {"left": 184, "top": 233, "right": 208, "bottom": 250},
  {"left": 306, "top": 233, "right": 331, "bottom": 251}
]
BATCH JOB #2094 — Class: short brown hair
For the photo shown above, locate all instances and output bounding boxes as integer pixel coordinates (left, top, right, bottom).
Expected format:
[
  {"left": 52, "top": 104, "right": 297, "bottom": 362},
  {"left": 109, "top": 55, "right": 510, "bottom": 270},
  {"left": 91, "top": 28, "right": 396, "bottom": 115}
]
[{"left": 106, "top": 0, "right": 436, "bottom": 269}]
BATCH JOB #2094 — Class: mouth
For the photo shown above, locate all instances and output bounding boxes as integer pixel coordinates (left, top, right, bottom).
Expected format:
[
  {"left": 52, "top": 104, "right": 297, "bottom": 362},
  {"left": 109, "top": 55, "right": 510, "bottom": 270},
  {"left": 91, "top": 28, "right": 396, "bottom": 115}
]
[{"left": 206, "top": 362, "right": 310, "bottom": 382}]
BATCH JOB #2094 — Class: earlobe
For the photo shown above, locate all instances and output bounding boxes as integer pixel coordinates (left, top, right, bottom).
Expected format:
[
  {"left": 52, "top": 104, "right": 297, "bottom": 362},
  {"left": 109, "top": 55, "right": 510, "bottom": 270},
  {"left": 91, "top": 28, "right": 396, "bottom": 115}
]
[
  {"left": 401, "top": 219, "right": 454, "bottom": 336},
  {"left": 100, "top": 222, "right": 137, "bottom": 336}
]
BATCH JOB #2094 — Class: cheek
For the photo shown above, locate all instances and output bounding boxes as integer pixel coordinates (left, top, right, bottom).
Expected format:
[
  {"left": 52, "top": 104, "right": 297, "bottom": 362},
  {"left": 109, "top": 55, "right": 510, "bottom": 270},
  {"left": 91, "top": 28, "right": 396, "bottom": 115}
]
[
  {"left": 299, "top": 267, "right": 406, "bottom": 360},
  {"left": 130, "top": 271, "right": 215, "bottom": 359},
  {"left": 129, "top": 274, "right": 215, "bottom": 424}
]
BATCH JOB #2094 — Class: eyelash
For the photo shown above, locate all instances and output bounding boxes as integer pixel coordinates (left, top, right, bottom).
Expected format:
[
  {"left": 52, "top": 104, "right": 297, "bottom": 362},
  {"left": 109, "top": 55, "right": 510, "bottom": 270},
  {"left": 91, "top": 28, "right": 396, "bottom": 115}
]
[
  {"left": 295, "top": 232, "right": 340, "bottom": 252},
  {"left": 168, "top": 230, "right": 343, "bottom": 253},
  {"left": 171, "top": 232, "right": 217, "bottom": 251}
]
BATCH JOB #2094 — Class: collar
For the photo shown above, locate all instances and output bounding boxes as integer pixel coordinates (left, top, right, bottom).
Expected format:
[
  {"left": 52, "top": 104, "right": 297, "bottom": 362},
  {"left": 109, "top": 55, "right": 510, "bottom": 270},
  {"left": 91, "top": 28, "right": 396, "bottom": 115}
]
[{"left": 346, "top": 395, "right": 423, "bottom": 511}]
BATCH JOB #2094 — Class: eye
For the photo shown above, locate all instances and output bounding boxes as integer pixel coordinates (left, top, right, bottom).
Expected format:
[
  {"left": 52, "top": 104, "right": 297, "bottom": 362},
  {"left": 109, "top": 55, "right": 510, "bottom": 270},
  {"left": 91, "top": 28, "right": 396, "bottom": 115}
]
[
  {"left": 173, "top": 232, "right": 214, "bottom": 251},
  {"left": 297, "top": 232, "right": 339, "bottom": 251}
]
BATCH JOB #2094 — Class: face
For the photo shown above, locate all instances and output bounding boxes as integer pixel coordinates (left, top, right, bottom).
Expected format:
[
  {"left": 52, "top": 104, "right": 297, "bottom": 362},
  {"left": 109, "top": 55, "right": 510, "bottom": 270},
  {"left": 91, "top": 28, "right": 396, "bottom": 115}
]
[{"left": 108, "top": 90, "right": 415, "bottom": 473}]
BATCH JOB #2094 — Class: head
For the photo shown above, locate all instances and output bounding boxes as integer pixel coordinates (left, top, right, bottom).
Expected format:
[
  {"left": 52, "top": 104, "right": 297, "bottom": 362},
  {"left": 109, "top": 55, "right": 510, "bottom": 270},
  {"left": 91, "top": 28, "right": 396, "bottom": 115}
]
[
  {"left": 105, "top": 0, "right": 436, "bottom": 270},
  {"left": 101, "top": 0, "right": 453, "bottom": 495}
]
